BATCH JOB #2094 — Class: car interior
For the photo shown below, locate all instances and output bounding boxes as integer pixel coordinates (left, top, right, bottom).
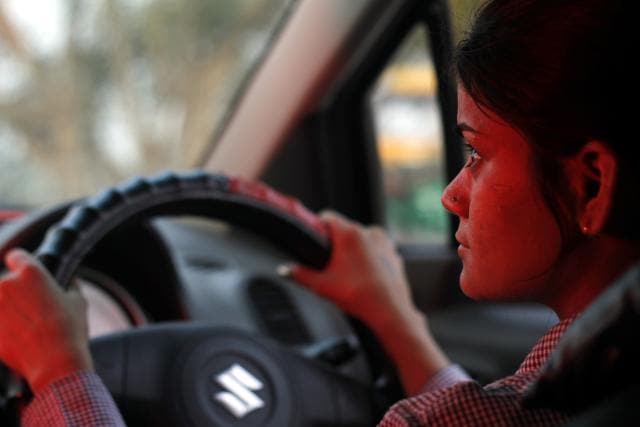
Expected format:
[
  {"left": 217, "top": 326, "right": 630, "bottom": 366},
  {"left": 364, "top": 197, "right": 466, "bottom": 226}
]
[{"left": 0, "top": 0, "right": 635, "bottom": 425}]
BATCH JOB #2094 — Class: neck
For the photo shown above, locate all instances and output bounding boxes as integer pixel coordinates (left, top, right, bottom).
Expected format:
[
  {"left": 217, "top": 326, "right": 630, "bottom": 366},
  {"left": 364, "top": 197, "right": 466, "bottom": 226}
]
[{"left": 544, "top": 236, "right": 640, "bottom": 319}]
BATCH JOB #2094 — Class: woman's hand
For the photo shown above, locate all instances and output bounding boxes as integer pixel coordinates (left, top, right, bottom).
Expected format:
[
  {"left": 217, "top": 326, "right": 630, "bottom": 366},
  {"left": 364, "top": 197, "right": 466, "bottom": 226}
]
[
  {"left": 288, "top": 211, "right": 415, "bottom": 329},
  {"left": 286, "top": 211, "right": 450, "bottom": 395},
  {"left": 0, "top": 249, "right": 93, "bottom": 394}
]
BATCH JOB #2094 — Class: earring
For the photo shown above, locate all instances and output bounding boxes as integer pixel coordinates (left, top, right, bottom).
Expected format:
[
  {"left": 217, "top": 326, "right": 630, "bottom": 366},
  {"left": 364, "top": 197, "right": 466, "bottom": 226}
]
[{"left": 581, "top": 224, "right": 589, "bottom": 235}]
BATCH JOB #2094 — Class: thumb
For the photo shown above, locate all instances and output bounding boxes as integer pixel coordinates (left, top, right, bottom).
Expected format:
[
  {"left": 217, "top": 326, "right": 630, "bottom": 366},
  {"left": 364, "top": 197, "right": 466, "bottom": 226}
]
[
  {"left": 277, "top": 262, "right": 328, "bottom": 294},
  {"left": 5, "top": 248, "right": 56, "bottom": 285}
]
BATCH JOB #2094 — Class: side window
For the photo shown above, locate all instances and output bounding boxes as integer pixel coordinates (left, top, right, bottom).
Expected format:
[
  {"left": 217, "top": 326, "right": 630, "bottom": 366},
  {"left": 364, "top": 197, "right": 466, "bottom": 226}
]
[{"left": 370, "top": 26, "right": 448, "bottom": 244}]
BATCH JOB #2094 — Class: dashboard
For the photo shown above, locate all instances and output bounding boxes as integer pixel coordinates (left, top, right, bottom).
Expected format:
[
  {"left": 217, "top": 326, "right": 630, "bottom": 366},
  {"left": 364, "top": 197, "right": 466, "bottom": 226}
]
[{"left": 73, "top": 216, "right": 370, "bottom": 382}]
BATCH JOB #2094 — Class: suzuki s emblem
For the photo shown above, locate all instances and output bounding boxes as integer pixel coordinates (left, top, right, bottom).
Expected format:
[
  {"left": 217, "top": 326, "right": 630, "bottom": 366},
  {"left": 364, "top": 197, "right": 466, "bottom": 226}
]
[{"left": 213, "top": 364, "right": 265, "bottom": 418}]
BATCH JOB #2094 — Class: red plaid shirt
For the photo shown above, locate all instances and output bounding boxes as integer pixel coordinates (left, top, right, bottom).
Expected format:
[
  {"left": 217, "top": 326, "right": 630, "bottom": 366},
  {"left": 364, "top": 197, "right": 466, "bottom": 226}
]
[
  {"left": 22, "top": 372, "right": 125, "bottom": 427},
  {"left": 379, "top": 317, "right": 575, "bottom": 426}
]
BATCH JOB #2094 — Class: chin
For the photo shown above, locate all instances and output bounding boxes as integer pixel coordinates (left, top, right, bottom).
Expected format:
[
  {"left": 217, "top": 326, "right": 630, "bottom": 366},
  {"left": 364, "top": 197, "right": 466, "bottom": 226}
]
[
  {"left": 460, "top": 284, "right": 489, "bottom": 300},
  {"left": 459, "top": 270, "right": 507, "bottom": 301},
  {"left": 459, "top": 270, "right": 484, "bottom": 300}
]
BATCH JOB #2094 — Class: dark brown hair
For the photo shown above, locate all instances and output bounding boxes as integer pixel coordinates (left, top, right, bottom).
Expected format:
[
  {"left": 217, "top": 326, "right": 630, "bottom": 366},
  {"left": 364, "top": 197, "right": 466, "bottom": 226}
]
[{"left": 455, "top": 0, "right": 637, "bottom": 240}]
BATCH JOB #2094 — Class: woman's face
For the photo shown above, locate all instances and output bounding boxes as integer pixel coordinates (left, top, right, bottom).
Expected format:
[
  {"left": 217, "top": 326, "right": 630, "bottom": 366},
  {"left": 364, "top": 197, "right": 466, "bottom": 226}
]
[{"left": 442, "top": 85, "right": 563, "bottom": 301}]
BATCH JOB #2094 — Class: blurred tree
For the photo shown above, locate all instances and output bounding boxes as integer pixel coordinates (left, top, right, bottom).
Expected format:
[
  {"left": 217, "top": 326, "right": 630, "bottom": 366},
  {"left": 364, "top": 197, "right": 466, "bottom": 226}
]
[
  {"left": 0, "top": 0, "right": 289, "bottom": 207},
  {"left": 0, "top": 0, "right": 478, "bottom": 208}
]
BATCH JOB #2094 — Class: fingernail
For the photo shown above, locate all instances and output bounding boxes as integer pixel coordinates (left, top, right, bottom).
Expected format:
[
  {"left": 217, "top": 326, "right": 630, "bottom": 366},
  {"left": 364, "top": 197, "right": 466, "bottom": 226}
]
[{"left": 276, "top": 264, "right": 293, "bottom": 278}]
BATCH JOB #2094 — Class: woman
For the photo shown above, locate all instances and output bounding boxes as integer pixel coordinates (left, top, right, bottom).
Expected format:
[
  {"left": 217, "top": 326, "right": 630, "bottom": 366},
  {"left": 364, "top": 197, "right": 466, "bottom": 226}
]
[
  {"left": 291, "top": 0, "right": 638, "bottom": 424},
  {"left": 0, "top": 0, "right": 637, "bottom": 425}
]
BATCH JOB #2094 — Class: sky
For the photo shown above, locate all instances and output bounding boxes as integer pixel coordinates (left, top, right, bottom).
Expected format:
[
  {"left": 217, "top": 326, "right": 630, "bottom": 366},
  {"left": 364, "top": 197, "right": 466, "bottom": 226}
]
[{"left": 3, "top": 0, "right": 68, "bottom": 56}]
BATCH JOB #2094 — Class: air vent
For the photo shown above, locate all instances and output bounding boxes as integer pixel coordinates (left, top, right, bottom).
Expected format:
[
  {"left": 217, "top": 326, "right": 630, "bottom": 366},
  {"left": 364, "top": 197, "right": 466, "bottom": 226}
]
[{"left": 247, "top": 278, "right": 312, "bottom": 345}]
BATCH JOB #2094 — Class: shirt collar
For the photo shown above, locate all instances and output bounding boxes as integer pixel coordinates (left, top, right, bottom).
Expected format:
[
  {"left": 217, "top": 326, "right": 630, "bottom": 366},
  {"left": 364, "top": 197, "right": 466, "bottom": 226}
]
[{"left": 516, "top": 316, "right": 577, "bottom": 375}]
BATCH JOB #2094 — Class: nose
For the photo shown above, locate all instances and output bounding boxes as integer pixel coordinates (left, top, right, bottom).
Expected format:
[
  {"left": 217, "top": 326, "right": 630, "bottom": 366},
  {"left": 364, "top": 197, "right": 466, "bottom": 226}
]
[{"left": 441, "top": 170, "right": 468, "bottom": 218}]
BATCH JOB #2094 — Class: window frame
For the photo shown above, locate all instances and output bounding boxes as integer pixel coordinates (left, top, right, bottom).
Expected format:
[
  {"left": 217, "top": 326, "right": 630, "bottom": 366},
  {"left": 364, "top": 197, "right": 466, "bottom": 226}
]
[{"left": 321, "top": 0, "right": 463, "bottom": 249}]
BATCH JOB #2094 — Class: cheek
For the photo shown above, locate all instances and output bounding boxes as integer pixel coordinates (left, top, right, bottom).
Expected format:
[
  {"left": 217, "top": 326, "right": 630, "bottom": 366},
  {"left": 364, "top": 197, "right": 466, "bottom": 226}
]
[{"left": 460, "top": 182, "right": 562, "bottom": 300}]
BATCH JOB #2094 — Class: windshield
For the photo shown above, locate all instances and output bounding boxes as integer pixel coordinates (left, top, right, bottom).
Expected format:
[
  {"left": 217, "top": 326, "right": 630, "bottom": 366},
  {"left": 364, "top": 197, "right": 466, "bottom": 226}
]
[{"left": 0, "top": 0, "right": 294, "bottom": 209}]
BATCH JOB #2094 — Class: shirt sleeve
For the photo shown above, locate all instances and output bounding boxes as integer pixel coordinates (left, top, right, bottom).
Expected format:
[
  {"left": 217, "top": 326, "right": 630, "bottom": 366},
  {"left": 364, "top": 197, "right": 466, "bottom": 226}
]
[
  {"left": 21, "top": 371, "right": 126, "bottom": 427},
  {"left": 378, "top": 374, "right": 570, "bottom": 427},
  {"left": 419, "top": 363, "right": 471, "bottom": 394}
]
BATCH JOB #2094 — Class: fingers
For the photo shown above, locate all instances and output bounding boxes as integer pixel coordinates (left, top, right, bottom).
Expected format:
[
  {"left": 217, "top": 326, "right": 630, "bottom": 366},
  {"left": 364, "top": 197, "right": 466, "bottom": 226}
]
[
  {"left": 318, "top": 210, "right": 360, "bottom": 238},
  {"left": 277, "top": 263, "right": 316, "bottom": 289},
  {"left": 288, "top": 263, "right": 342, "bottom": 304},
  {"left": 1, "top": 249, "right": 61, "bottom": 311},
  {"left": 320, "top": 210, "right": 394, "bottom": 245},
  {"left": 367, "top": 226, "right": 396, "bottom": 251},
  {"left": 4, "top": 248, "right": 32, "bottom": 272},
  {"left": 278, "top": 211, "right": 349, "bottom": 286},
  {"left": 288, "top": 263, "right": 319, "bottom": 288},
  {"left": 318, "top": 209, "right": 349, "bottom": 222},
  {"left": 289, "top": 210, "right": 397, "bottom": 273},
  {"left": 6, "top": 248, "right": 53, "bottom": 284},
  {"left": 1, "top": 249, "right": 36, "bottom": 294},
  {"left": 319, "top": 211, "right": 368, "bottom": 255},
  {"left": 5, "top": 248, "right": 54, "bottom": 282},
  {"left": 276, "top": 262, "right": 326, "bottom": 294}
]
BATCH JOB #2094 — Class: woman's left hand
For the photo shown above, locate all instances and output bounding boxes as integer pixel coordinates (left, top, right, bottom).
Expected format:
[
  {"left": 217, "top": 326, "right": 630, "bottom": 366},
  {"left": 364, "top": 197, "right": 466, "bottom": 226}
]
[
  {"left": 284, "top": 211, "right": 450, "bottom": 395},
  {"left": 286, "top": 211, "right": 414, "bottom": 330}
]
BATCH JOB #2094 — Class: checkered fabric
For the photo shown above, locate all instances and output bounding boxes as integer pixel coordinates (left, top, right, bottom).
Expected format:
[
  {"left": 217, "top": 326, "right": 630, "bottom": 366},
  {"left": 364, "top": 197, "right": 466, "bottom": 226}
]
[
  {"left": 420, "top": 364, "right": 471, "bottom": 394},
  {"left": 379, "top": 317, "right": 576, "bottom": 427},
  {"left": 22, "top": 371, "right": 125, "bottom": 427},
  {"left": 18, "top": 318, "right": 575, "bottom": 426}
]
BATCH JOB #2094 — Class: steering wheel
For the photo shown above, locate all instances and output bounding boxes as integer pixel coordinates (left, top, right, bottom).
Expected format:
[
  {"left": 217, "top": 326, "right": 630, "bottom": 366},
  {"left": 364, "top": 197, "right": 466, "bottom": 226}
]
[{"left": 0, "top": 171, "right": 400, "bottom": 426}]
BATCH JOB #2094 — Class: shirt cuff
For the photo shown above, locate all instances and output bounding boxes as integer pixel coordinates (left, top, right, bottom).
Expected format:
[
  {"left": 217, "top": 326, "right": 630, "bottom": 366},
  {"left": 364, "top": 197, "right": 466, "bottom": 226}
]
[
  {"left": 21, "top": 371, "right": 126, "bottom": 427},
  {"left": 420, "top": 364, "right": 472, "bottom": 394}
]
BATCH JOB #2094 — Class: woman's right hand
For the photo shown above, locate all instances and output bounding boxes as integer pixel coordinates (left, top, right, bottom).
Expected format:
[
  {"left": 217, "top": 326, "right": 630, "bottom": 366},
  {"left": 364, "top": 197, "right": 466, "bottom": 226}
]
[
  {"left": 286, "top": 211, "right": 450, "bottom": 395},
  {"left": 0, "top": 249, "right": 93, "bottom": 394}
]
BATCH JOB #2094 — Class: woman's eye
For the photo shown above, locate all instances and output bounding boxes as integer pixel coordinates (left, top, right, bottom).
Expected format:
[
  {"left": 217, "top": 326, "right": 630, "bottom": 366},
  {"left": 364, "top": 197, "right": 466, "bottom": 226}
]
[{"left": 464, "top": 143, "right": 481, "bottom": 167}]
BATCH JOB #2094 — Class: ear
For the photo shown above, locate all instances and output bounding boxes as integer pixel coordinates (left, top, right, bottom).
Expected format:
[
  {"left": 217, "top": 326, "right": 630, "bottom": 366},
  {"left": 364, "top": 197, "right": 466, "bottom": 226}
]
[{"left": 566, "top": 141, "right": 618, "bottom": 236}]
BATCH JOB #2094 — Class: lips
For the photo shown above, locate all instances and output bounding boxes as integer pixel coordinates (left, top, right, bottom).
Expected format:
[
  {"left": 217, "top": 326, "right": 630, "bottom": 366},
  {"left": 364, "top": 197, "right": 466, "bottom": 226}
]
[{"left": 455, "top": 231, "right": 470, "bottom": 249}]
